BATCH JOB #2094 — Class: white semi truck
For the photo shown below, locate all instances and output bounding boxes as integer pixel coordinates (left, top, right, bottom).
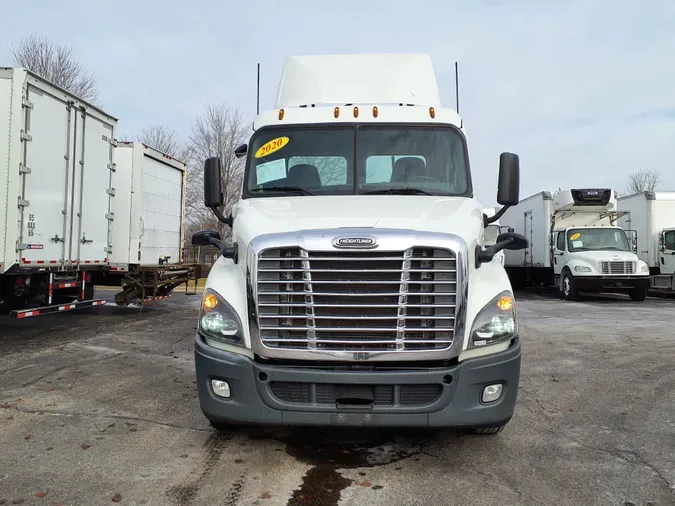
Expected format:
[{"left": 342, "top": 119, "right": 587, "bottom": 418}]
[
  {"left": 191, "top": 53, "right": 528, "bottom": 433},
  {"left": 617, "top": 191, "right": 675, "bottom": 292},
  {"left": 502, "top": 188, "right": 650, "bottom": 300},
  {"left": 0, "top": 68, "right": 193, "bottom": 318}
]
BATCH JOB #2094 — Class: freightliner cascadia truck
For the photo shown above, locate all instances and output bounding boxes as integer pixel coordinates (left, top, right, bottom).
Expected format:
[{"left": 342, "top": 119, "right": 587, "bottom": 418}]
[{"left": 190, "top": 54, "right": 528, "bottom": 433}]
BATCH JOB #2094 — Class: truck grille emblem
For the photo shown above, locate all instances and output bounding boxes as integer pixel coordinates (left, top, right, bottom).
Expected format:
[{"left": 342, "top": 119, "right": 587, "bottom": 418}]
[{"left": 332, "top": 236, "right": 378, "bottom": 249}]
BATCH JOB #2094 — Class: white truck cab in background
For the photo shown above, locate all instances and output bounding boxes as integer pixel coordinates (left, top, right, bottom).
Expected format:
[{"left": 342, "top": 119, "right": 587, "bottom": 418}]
[
  {"left": 618, "top": 191, "right": 675, "bottom": 292},
  {"left": 502, "top": 188, "right": 649, "bottom": 301},
  {"left": 191, "top": 53, "right": 528, "bottom": 433}
]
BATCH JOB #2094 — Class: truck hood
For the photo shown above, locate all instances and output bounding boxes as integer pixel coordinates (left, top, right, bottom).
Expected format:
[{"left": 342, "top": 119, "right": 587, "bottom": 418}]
[{"left": 233, "top": 195, "right": 483, "bottom": 247}]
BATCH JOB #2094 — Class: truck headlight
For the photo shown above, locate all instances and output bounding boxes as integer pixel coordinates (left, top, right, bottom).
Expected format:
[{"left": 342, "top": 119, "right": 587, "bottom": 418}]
[
  {"left": 574, "top": 265, "right": 591, "bottom": 272},
  {"left": 469, "top": 291, "right": 517, "bottom": 349},
  {"left": 641, "top": 264, "right": 649, "bottom": 273},
  {"left": 199, "top": 289, "right": 243, "bottom": 345}
]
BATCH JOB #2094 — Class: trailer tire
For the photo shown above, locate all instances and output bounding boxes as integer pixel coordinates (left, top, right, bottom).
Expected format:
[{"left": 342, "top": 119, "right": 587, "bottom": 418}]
[
  {"left": 629, "top": 286, "right": 647, "bottom": 302},
  {"left": 561, "top": 269, "right": 579, "bottom": 301}
]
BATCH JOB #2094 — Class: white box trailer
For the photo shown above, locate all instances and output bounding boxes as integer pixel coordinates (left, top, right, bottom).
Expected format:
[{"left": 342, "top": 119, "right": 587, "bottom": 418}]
[
  {"left": 109, "top": 141, "right": 186, "bottom": 268},
  {"left": 1, "top": 67, "right": 116, "bottom": 316},
  {"left": 501, "top": 188, "right": 650, "bottom": 300},
  {"left": 104, "top": 141, "right": 193, "bottom": 306},
  {"left": 617, "top": 191, "right": 675, "bottom": 291}
]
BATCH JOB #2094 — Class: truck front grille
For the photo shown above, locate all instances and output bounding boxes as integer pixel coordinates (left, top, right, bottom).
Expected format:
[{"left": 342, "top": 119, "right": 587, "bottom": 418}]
[
  {"left": 599, "top": 261, "right": 635, "bottom": 275},
  {"left": 256, "top": 247, "right": 457, "bottom": 352},
  {"left": 269, "top": 381, "right": 442, "bottom": 407}
]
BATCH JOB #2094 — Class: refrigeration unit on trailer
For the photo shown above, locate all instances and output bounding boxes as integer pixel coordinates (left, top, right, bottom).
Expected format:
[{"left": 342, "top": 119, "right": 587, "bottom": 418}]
[
  {"left": 617, "top": 191, "right": 675, "bottom": 291},
  {"left": 103, "top": 141, "right": 194, "bottom": 306},
  {"left": 189, "top": 53, "right": 529, "bottom": 433},
  {"left": 502, "top": 188, "right": 649, "bottom": 300},
  {"left": 0, "top": 67, "right": 116, "bottom": 317}
]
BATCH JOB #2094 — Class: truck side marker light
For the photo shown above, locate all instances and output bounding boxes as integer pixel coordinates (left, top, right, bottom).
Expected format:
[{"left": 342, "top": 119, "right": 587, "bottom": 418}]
[
  {"left": 497, "top": 295, "right": 513, "bottom": 311},
  {"left": 203, "top": 293, "right": 218, "bottom": 310}
]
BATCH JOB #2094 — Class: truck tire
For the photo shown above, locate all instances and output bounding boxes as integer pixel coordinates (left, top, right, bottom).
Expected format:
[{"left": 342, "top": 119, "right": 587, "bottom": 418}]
[
  {"left": 561, "top": 269, "right": 579, "bottom": 301},
  {"left": 629, "top": 286, "right": 647, "bottom": 302}
]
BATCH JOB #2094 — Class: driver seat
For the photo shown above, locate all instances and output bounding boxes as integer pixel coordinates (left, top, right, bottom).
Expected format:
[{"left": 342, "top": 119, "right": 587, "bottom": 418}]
[{"left": 390, "top": 157, "right": 427, "bottom": 183}]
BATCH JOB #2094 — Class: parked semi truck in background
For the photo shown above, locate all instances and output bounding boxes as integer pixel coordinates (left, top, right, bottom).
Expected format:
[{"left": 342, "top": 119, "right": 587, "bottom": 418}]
[
  {"left": 0, "top": 68, "right": 193, "bottom": 318},
  {"left": 191, "top": 53, "right": 528, "bottom": 433},
  {"left": 617, "top": 191, "right": 675, "bottom": 292},
  {"left": 501, "top": 188, "right": 650, "bottom": 301}
]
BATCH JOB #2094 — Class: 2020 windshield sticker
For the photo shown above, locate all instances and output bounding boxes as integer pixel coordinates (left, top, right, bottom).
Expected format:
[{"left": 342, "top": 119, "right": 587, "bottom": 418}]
[
  {"left": 255, "top": 137, "right": 289, "bottom": 159},
  {"left": 570, "top": 233, "right": 581, "bottom": 240}
]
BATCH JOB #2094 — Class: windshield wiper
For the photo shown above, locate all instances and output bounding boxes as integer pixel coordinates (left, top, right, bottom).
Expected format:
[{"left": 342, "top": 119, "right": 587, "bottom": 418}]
[
  {"left": 362, "top": 188, "right": 431, "bottom": 195},
  {"left": 250, "top": 186, "right": 313, "bottom": 196}
]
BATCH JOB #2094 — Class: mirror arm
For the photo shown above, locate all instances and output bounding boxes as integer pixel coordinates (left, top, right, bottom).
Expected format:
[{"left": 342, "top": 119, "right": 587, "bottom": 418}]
[
  {"left": 208, "top": 237, "right": 238, "bottom": 263},
  {"left": 484, "top": 205, "right": 511, "bottom": 227},
  {"left": 209, "top": 206, "right": 233, "bottom": 228},
  {"left": 475, "top": 238, "right": 514, "bottom": 267}
]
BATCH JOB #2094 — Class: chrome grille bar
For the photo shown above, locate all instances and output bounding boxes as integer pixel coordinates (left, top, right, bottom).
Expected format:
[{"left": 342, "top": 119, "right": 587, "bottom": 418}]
[
  {"left": 256, "top": 246, "right": 457, "bottom": 353},
  {"left": 599, "top": 261, "right": 636, "bottom": 275}
]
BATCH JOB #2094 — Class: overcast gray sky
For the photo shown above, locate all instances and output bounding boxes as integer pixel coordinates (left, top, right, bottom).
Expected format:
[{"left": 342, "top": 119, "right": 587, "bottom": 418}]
[{"left": 2, "top": 0, "right": 674, "bottom": 205}]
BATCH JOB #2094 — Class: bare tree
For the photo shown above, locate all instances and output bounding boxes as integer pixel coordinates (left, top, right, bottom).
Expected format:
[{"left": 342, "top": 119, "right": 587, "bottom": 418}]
[
  {"left": 9, "top": 35, "right": 99, "bottom": 103},
  {"left": 624, "top": 169, "right": 661, "bottom": 195},
  {"left": 135, "top": 125, "right": 187, "bottom": 160},
  {"left": 186, "top": 103, "right": 250, "bottom": 239}
]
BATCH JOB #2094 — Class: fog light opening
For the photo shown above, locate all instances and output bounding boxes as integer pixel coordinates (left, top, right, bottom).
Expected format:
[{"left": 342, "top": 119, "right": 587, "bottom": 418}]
[
  {"left": 443, "top": 375, "right": 453, "bottom": 384},
  {"left": 258, "top": 372, "right": 268, "bottom": 382},
  {"left": 211, "top": 379, "right": 231, "bottom": 399},
  {"left": 482, "top": 383, "right": 503, "bottom": 403}
]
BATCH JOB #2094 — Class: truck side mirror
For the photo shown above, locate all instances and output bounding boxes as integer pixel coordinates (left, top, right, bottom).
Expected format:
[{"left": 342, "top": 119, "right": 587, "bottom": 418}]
[
  {"left": 204, "top": 157, "right": 224, "bottom": 208},
  {"left": 497, "top": 152, "right": 520, "bottom": 206},
  {"left": 234, "top": 143, "right": 248, "bottom": 159},
  {"left": 192, "top": 230, "right": 221, "bottom": 246}
]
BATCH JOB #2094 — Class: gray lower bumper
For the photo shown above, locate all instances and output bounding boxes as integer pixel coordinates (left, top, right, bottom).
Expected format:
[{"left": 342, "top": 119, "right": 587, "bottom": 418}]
[{"left": 194, "top": 336, "right": 521, "bottom": 429}]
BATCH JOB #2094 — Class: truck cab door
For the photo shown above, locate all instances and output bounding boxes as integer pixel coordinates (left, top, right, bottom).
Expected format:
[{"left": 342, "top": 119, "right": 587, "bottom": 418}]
[
  {"left": 660, "top": 229, "right": 675, "bottom": 275},
  {"left": 552, "top": 231, "right": 566, "bottom": 275}
]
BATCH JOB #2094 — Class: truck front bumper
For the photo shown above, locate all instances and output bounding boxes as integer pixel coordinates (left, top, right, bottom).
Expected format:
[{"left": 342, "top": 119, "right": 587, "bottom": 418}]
[
  {"left": 575, "top": 276, "right": 649, "bottom": 292},
  {"left": 195, "top": 335, "right": 521, "bottom": 429}
]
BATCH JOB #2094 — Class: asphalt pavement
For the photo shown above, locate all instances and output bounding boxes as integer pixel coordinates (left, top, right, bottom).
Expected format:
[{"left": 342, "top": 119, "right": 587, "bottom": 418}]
[{"left": 0, "top": 288, "right": 673, "bottom": 505}]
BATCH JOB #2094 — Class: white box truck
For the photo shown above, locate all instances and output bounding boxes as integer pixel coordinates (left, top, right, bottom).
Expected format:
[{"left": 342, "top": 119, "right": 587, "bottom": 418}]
[
  {"left": 189, "top": 53, "right": 529, "bottom": 433},
  {"left": 103, "top": 141, "right": 192, "bottom": 306},
  {"left": 617, "top": 191, "right": 675, "bottom": 292},
  {"left": 502, "top": 188, "right": 650, "bottom": 300},
  {"left": 0, "top": 68, "right": 116, "bottom": 316}
]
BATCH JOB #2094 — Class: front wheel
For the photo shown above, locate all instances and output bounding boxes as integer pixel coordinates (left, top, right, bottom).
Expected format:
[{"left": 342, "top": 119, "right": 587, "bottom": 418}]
[
  {"left": 560, "top": 270, "right": 579, "bottom": 301},
  {"left": 629, "top": 286, "right": 647, "bottom": 301}
]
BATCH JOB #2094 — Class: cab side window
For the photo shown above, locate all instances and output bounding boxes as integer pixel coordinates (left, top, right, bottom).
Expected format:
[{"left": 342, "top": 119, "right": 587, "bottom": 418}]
[
  {"left": 556, "top": 232, "right": 566, "bottom": 251},
  {"left": 665, "top": 231, "right": 675, "bottom": 251}
]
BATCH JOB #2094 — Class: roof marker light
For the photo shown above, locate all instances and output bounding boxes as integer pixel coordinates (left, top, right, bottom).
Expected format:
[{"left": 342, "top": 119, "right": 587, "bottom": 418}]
[
  {"left": 278, "top": 109, "right": 285, "bottom": 120},
  {"left": 334, "top": 106, "right": 340, "bottom": 119},
  {"left": 429, "top": 107, "right": 436, "bottom": 119},
  {"left": 353, "top": 106, "right": 359, "bottom": 118},
  {"left": 372, "top": 106, "right": 379, "bottom": 118}
]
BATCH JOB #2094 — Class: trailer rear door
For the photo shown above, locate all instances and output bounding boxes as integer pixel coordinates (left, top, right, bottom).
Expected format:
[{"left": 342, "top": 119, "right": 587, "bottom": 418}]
[
  {"left": 20, "top": 82, "right": 114, "bottom": 266},
  {"left": 139, "top": 153, "right": 183, "bottom": 264},
  {"left": 19, "top": 84, "right": 72, "bottom": 265}
]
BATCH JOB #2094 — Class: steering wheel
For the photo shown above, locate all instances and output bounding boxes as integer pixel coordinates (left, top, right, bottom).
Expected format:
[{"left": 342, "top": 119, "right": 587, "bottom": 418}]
[{"left": 407, "top": 175, "right": 441, "bottom": 183}]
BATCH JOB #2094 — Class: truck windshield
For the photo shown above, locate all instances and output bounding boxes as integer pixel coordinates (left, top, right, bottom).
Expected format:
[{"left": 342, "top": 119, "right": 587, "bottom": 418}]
[
  {"left": 244, "top": 125, "right": 470, "bottom": 197},
  {"left": 567, "top": 228, "right": 630, "bottom": 252}
]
